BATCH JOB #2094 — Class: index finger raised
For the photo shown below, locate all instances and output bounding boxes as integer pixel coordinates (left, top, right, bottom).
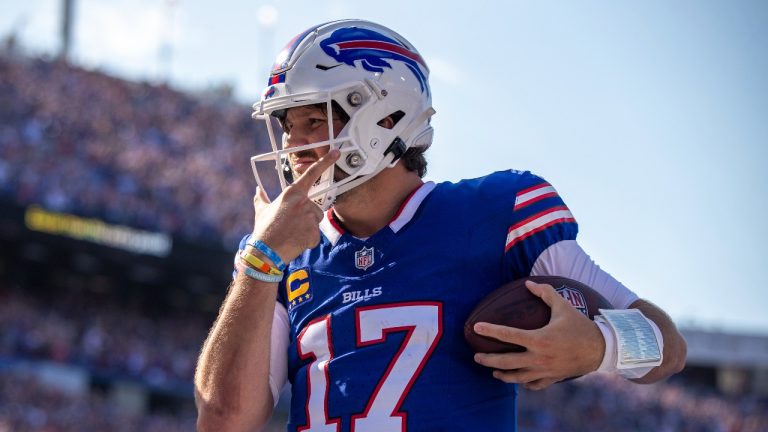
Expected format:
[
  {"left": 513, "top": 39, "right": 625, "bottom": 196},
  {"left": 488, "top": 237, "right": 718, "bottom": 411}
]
[{"left": 292, "top": 149, "right": 341, "bottom": 192}]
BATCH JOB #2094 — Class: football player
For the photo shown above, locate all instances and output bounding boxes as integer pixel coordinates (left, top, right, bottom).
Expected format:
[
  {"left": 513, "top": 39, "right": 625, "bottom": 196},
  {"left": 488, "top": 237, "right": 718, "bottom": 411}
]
[{"left": 195, "top": 20, "right": 687, "bottom": 431}]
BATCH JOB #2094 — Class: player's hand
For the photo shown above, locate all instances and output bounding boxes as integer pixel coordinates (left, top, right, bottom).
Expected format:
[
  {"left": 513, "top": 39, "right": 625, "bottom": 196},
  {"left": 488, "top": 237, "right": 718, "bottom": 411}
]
[
  {"left": 249, "top": 149, "right": 340, "bottom": 265},
  {"left": 472, "top": 280, "right": 605, "bottom": 391}
]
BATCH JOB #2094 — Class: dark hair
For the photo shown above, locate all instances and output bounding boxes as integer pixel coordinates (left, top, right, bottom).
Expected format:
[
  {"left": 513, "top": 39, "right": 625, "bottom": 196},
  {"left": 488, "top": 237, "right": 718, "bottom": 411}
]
[
  {"left": 401, "top": 146, "right": 428, "bottom": 178},
  {"left": 378, "top": 110, "right": 427, "bottom": 178}
]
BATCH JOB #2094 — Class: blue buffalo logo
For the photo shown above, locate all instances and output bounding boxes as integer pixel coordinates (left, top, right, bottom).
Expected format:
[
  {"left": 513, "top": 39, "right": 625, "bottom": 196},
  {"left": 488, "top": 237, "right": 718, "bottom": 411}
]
[{"left": 320, "top": 27, "right": 429, "bottom": 94}]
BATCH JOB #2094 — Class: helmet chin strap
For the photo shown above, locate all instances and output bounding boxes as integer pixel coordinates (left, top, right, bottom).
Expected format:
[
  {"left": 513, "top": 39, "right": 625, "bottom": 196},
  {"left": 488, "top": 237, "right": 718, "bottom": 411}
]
[{"left": 311, "top": 106, "right": 436, "bottom": 210}]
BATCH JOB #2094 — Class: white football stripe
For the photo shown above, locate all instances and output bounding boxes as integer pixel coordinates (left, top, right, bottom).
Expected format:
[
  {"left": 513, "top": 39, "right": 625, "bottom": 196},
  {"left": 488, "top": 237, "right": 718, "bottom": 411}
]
[
  {"left": 506, "top": 208, "right": 574, "bottom": 248},
  {"left": 515, "top": 185, "right": 557, "bottom": 209}
]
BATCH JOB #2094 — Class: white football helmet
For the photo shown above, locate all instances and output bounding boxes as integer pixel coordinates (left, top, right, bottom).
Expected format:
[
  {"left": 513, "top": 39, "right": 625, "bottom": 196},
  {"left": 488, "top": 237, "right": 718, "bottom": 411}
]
[{"left": 250, "top": 19, "right": 435, "bottom": 209}]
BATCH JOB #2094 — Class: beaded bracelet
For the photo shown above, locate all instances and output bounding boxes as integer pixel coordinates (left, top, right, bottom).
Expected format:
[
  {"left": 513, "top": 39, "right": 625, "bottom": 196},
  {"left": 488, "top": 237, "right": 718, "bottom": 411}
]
[
  {"left": 239, "top": 250, "right": 282, "bottom": 275},
  {"left": 248, "top": 239, "right": 286, "bottom": 271},
  {"left": 242, "top": 265, "right": 284, "bottom": 283}
]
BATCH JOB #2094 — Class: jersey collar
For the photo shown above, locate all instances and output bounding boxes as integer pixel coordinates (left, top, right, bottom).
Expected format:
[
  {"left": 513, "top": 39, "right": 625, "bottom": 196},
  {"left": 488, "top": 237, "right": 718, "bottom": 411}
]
[{"left": 319, "top": 181, "right": 436, "bottom": 246}]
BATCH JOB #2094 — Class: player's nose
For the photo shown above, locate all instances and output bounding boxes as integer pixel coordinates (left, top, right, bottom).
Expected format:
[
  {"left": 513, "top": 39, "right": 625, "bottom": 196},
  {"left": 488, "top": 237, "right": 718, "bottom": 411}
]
[{"left": 284, "top": 129, "right": 309, "bottom": 148}]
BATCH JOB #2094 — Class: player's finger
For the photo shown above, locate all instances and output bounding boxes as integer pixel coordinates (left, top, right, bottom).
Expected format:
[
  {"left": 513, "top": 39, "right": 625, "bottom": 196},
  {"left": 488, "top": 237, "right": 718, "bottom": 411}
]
[
  {"left": 253, "top": 187, "right": 272, "bottom": 217},
  {"left": 309, "top": 202, "right": 323, "bottom": 224},
  {"left": 491, "top": 368, "right": 540, "bottom": 384},
  {"left": 525, "top": 280, "right": 567, "bottom": 311},
  {"left": 474, "top": 351, "right": 533, "bottom": 370},
  {"left": 292, "top": 149, "right": 340, "bottom": 192},
  {"left": 524, "top": 378, "right": 557, "bottom": 391},
  {"left": 255, "top": 185, "right": 270, "bottom": 203},
  {"left": 253, "top": 186, "right": 270, "bottom": 209},
  {"left": 474, "top": 322, "right": 534, "bottom": 347}
]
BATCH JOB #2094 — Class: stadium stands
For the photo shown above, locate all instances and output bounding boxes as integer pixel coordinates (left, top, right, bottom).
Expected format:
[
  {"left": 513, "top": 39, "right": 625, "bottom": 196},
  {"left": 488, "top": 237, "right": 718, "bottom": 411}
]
[
  {"left": 0, "top": 52, "right": 269, "bottom": 248},
  {"left": 518, "top": 374, "right": 768, "bottom": 432},
  {"left": 0, "top": 372, "right": 196, "bottom": 432},
  {"left": 0, "top": 287, "right": 204, "bottom": 387}
]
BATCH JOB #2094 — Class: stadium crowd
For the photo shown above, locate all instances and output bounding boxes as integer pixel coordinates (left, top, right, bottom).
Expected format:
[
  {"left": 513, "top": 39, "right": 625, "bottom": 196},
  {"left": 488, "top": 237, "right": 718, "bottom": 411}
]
[
  {"left": 0, "top": 372, "right": 196, "bottom": 432},
  {"left": 0, "top": 287, "right": 206, "bottom": 387},
  {"left": 518, "top": 374, "right": 768, "bottom": 432},
  {"left": 0, "top": 51, "right": 264, "bottom": 248}
]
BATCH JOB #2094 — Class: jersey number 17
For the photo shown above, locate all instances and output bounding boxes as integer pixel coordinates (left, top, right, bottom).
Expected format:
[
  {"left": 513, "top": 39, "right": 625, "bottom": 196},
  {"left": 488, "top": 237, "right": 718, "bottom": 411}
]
[{"left": 296, "top": 302, "right": 443, "bottom": 431}]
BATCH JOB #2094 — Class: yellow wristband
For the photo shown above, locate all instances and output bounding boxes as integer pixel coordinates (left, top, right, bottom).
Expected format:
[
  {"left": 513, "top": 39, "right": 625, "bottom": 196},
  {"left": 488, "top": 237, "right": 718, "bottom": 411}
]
[{"left": 239, "top": 250, "right": 283, "bottom": 275}]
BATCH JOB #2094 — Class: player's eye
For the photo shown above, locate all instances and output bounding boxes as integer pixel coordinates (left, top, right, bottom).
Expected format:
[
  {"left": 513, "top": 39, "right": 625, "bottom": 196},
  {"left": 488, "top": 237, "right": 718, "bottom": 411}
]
[{"left": 308, "top": 117, "right": 325, "bottom": 128}]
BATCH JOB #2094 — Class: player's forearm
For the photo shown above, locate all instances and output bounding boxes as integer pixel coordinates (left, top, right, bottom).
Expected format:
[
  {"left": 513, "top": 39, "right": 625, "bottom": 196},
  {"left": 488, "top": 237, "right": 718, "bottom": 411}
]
[
  {"left": 195, "top": 274, "right": 277, "bottom": 431},
  {"left": 628, "top": 299, "right": 687, "bottom": 384}
]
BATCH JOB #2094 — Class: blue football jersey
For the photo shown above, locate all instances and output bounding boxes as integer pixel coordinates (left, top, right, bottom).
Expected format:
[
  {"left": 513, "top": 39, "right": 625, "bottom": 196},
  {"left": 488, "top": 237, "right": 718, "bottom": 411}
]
[{"left": 259, "top": 170, "right": 577, "bottom": 432}]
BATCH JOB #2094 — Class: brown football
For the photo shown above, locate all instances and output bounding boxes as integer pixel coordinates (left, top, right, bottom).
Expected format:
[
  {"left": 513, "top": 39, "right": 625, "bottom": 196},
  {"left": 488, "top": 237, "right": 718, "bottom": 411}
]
[{"left": 464, "top": 276, "right": 612, "bottom": 353}]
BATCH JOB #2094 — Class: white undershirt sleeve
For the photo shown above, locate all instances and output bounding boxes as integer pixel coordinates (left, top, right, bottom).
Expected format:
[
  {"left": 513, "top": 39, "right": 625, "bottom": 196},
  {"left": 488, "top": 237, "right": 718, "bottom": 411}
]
[
  {"left": 530, "top": 240, "right": 639, "bottom": 308},
  {"left": 268, "top": 302, "right": 289, "bottom": 406}
]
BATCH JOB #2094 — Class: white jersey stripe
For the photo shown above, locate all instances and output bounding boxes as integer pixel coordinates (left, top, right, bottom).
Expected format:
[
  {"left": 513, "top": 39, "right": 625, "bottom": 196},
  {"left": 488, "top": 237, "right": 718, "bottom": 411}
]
[
  {"left": 389, "top": 181, "right": 436, "bottom": 233},
  {"left": 505, "top": 208, "right": 575, "bottom": 250},
  {"left": 319, "top": 182, "right": 436, "bottom": 245},
  {"left": 514, "top": 185, "right": 557, "bottom": 210},
  {"left": 319, "top": 213, "right": 343, "bottom": 246}
]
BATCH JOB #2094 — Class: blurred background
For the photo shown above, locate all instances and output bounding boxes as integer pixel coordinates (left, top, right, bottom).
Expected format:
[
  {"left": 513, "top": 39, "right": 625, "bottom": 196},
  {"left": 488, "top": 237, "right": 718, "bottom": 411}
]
[{"left": 1, "top": 0, "right": 766, "bottom": 430}]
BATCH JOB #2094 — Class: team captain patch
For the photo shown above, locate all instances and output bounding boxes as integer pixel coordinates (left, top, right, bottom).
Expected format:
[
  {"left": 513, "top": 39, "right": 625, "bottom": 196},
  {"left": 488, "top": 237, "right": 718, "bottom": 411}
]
[{"left": 286, "top": 268, "right": 312, "bottom": 310}]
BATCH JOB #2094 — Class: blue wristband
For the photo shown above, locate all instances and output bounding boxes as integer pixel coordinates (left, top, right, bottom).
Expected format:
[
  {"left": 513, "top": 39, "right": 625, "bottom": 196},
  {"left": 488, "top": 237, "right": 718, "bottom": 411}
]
[
  {"left": 249, "top": 239, "right": 286, "bottom": 271},
  {"left": 242, "top": 266, "right": 284, "bottom": 283}
]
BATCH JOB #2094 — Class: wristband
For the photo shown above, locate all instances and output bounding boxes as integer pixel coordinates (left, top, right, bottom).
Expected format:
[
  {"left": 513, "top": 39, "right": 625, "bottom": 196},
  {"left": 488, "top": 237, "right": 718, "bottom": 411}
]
[
  {"left": 239, "top": 250, "right": 283, "bottom": 275},
  {"left": 249, "top": 239, "right": 286, "bottom": 271},
  {"left": 242, "top": 265, "right": 284, "bottom": 283},
  {"left": 595, "top": 309, "right": 663, "bottom": 379}
]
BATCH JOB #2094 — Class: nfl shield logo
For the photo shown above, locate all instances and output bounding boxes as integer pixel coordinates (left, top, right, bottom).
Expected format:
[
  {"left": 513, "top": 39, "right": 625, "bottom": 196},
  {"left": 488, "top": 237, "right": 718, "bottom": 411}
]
[
  {"left": 556, "top": 286, "right": 589, "bottom": 317},
  {"left": 355, "top": 247, "right": 375, "bottom": 271}
]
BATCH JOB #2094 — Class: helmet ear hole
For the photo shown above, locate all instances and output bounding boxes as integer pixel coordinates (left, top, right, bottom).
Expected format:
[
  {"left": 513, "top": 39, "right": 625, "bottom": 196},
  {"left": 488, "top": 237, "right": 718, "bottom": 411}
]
[{"left": 377, "top": 110, "right": 405, "bottom": 129}]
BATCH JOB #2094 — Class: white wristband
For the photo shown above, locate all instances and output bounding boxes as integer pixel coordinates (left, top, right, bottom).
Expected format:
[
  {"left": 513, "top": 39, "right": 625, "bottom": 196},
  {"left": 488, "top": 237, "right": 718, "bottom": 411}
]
[
  {"left": 595, "top": 319, "right": 619, "bottom": 373},
  {"left": 595, "top": 309, "right": 664, "bottom": 379}
]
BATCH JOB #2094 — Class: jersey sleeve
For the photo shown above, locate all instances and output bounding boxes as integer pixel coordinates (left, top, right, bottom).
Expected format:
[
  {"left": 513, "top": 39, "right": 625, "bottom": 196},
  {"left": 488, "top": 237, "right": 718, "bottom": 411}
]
[{"left": 502, "top": 172, "right": 579, "bottom": 279}]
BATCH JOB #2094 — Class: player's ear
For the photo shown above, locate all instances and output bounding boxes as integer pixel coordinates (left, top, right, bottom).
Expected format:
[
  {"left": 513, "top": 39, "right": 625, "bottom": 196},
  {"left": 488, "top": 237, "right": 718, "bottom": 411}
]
[
  {"left": 377, "top": 116, "right": 395, "bottom": 129},
  {"left": 377, "top": 110, "right": 405, "bottom": 130}
]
